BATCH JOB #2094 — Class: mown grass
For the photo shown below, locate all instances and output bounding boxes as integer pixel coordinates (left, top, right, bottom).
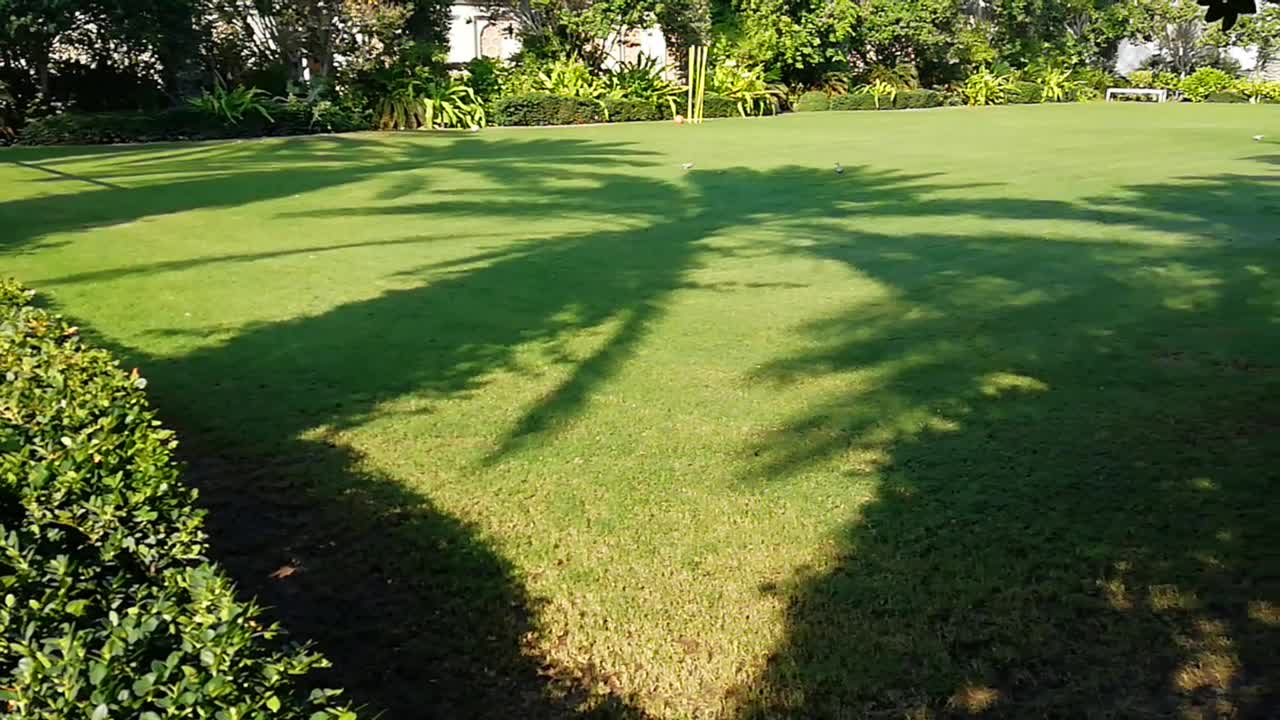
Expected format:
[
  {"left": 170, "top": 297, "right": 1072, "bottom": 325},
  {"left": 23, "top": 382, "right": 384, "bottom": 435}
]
[{"left": 3, "top": 103, "right": 1279, "bottom": 719}]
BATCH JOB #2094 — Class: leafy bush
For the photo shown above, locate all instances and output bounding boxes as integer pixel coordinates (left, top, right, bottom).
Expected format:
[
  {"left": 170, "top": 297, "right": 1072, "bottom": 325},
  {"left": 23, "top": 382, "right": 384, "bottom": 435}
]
[
  {"left": 1127, "top": 70, "right": 1156, "bottom": 89},
  {"left": 961, "top": 68, "right": 1015, "bottom": 106},
  {"left": 1036, "top": 67, "right": 1077, "bottom": 102},
  {"left": 462, "top": 57, "right": 507, "bottom": 107},
  {"left": 708, "top": 61, "right": 784, "bottom": 117},
  {"left": 0, "top": 280, "right": 354, "bottom": 719},
  {"left": 17, "top": 99, "right": 369, "bottom": 146},
  {"left": 531, "top": 57, "right": 607, "bottom": 101},
  {"left": 1180, "top": 67, "right": 1236, "bottom": 102},
  {"left": 1071, "top": 67, "right": 1120, "bottom": 101},
  {"left": 1205, "top": 91, "right": 1248, "bottom": 103},
  {"left": 0, "top": 81, "right": 16, "bottom": 144},
  {"left": 189, "top": 79, "right": 274, "bottom": 125},
  {"left": 374, "top": 67, "right": 485, "bottom": 130},
  {"left": 1234, "top": 79, "right": 1280, "bottom": 104},
  {"left": 601, "top": 97, "right": 671, "bottom": 122},
  {"left": 605, "top": 56, "right": 683, "bottom": 116},
  {"left": 493, "top": 93, "right": 603, "bottom": 125},
  {"left": 1154, "top": 72, "right": 1182, "bottom": 93},
  {"left": 867, "top": 64, "right": 920, "bottom": 91},
  {"left": 794, "top": 90, "right": 830, "bottom": 112},
  {"left": 855, "top": 79, "right": 899, "bottom": 109},
  {"left": 892, "top": 89, "right": 945, "bottom": 109},
  {"left": 829, "top": 93, "right": 881, "bottom": 111},
  {"left": 1008, "top": 81, "right": 1044, "bottom": 104},
  {"left": 700, "top": 94, "right": 743, "bottom": 118}
]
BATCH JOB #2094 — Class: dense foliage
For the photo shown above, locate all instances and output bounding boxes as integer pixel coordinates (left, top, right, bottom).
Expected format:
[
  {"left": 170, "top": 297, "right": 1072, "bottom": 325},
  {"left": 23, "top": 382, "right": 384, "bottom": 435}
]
[
  {"left": 18, "top": 97, "right": 368, "bottom": 145},
  {"left": 0, "top": 279, "right": 354, "bottom": 718},
  {"left": 2, "top": 0, "right": 1277, "bottom": 141}
]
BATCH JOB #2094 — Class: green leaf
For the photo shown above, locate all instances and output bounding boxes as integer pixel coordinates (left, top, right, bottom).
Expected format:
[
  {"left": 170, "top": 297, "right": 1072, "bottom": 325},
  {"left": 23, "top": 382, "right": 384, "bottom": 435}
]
[
  {"left": 91, "top": 704, "right": 109, "bottom": 720},
  {"left": 266, "top": 695, "right": 281, "bottom": 712}
]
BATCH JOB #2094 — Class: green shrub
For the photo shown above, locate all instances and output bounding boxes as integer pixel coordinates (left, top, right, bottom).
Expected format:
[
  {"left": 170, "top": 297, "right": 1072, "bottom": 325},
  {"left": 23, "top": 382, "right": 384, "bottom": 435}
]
[
  {"left": 794, "top": 90, "right": 830, "bottom": 112},
  {"left": 493, "top": 93, "right": 603, "bottom": 126},
  {"left": 605, "top": 56, "right": 683, "bottom": 116},
  {"left": 829, "top": 92, "right": 881, "bottom": 111},
  {"left": 1008, "top": 81, "right": 1044, "bottom": 104},
  {"left": 17, "top": 99, "right": 369, "bottom": 146},
  {"left": 1205, "top": 91, "right": 1248, "bottom": 103},
  {"left": 1154, "top": 72, "right": 1181, "bottom": 93},
  {"left": 1180, "top": 67, "right": 1236, "bottom": 102},
  {"left": 1127, "top": 70, "right": 1156, "bottom": 89},
  {"left": 1234, "top": 79, "right": 1280, "bottom": 103},
  {"left": 708, "top": 62, "right": 785, "bottom": 117},
  {"left": 700, "top": 94, "right": 744, "bottom": 118},
  {"left": 601, "top": 97, "right": 671, "bottom": 122},
  {"left": 0, "top": 280, "right": 354, "bottom": 719},
  {"left": 189, "top": 80, "right": 274, "bottom": 125},
  {"left": 961, "top": 68, "right": 1015, "bottom": 106},
  {"left": 892, "top": 89, "right": 945, "bottom": 109}
]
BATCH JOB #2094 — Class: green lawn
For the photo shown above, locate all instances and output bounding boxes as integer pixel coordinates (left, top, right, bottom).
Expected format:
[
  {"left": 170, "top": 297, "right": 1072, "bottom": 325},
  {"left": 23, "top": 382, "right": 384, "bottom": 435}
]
[{"left": 3, "top": 104, "right": 1280, "bottom": 718}]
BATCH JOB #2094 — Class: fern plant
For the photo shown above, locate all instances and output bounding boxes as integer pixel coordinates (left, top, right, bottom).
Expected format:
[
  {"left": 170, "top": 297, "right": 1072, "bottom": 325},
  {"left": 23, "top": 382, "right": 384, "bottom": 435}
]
[
  {"left": 421, "top": 82, "right": 486, "bottom": 128},
  {"left": 190, "top": 77, "right": 274, "bottom": 125},
  {"left": 708, "top": 61, "right": 784, "bottom": 117},
  {"left": 375, "top": 68, "right": 486, "bottom": 130},
  {"left": 1037, "top": 67, "right": 1078, "bottom": 102},
  {"left": 529, "top": 57, "right": 609, "bottom": 118},
  {"left": 605, "top": 55, "right": 683, "bottom": 115},
  {"left": 856, "top": 79, "right": 899, "bottom": 109},
  {"left": 961, "top": 68, "right": 1015, "bottom": 106}
]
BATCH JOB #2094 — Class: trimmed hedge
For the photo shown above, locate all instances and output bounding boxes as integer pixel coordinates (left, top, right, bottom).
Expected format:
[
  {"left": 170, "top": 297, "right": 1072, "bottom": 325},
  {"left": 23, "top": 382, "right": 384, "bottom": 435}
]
[
  {"left": 794, "top": 91, "right": 830, "bottom": 112},
  {"left": 830, "top": 93, "right": 881, "bottom": 111},
  {"left": 1008, "top": 81, "right": 1044, "bottom": 104},
  {"left": 892, "top": 89, "right": 946, "bottom": 109},
  {"left": 700, "top": 94, "right": 747, "bottom": 118},
  {"left": 827, "top": 90, "right": 947, "bottom": 112},
  {"left": 493, "top": 93, "right": 756, "bottom": 125},
  {"left": 493, "top": 94, "right": 603, "bottom": 126},
  {"left": 602, "top": 97, "right": 673, "bottom": 122},
  {"left": 0, "top": 280, "right": 354, "bottom": 719},
  {"left": 17, "top": 99, "right": 369, "bottom": 146},
  {"left": 1206, "top": 91, "right": 1248, "bottom": 103}
]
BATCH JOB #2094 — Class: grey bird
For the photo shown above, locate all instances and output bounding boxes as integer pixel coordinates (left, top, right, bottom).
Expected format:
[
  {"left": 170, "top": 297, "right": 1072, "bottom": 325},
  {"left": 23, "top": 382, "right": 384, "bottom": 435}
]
[
  {"left": 681, "top": 162, "right": 695, "bottom": 170},
  {"left": 1254, "top": 135, "right": 1265, "bottom": 141},
  {"left": 834, "top": 162, "right": 844, "bottom": 175}
]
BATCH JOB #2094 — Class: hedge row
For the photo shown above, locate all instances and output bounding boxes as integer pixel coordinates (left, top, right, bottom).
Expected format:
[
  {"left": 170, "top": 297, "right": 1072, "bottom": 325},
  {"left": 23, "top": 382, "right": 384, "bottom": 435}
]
[
  {"left": 492, "top": 93, "right": 759, "bottom": 126},
  {"left": 0, "top": 280, "right": 353, "bottom": 719},
  {"left": 17, "top": 99, "right": 369, "bottom": 146},
  {"left": 823, "top": 89, "right": 949, "bottom": 112}
]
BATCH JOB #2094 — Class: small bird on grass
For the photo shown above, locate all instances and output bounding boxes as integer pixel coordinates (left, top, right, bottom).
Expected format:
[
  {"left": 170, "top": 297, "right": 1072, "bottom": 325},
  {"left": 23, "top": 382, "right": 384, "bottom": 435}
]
[
  {"left": 682, "top": 162, "right": 695, "bottom": 171},
  {"left": 834, "top": 162, "right": 844, "bottom": 175},
  {"left": 1253, "top": 134, "right": 1265, "bottom": 142}
]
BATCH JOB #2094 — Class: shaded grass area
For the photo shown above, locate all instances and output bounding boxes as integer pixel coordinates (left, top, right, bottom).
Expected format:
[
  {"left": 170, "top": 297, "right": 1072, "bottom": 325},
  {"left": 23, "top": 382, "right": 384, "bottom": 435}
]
[{"left": 2, "top": 105, "right": 1279, "bottom": 718}]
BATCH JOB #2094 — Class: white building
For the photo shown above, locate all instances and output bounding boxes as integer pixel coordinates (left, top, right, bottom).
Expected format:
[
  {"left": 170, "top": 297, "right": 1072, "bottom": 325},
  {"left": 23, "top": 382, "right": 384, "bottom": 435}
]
[{"left": 445, "top": 1, "right": 671, "bottom": 70}]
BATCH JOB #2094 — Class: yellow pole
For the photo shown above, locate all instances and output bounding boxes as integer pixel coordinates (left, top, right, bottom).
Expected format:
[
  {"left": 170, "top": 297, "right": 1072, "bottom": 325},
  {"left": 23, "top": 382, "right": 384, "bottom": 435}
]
[
  {"left": 696, "top": 46, "right": 705, "bottom": 122},
  {"left": 687, "top": 48, "right": 695, "bottom": 122},
  {"left": 697, "top": 46, "right": 708, "bottom": 124},
  {"left": 692, "top": 46, "right": 702, "bottom": 123}
]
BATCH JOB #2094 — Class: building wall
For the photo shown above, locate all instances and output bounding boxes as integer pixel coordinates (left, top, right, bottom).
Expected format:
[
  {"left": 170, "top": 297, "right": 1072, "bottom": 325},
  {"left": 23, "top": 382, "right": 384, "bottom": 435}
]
[
  {"left": 447, "top": 5, "right": 520, "bottom": 64},
  {"left": 446, "top": 2, "right": 671, "bottom": 73}
]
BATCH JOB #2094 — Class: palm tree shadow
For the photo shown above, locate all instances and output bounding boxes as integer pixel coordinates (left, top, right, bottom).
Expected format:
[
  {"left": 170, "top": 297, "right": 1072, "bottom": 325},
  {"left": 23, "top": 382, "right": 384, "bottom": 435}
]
[
  {"left": 731, "top": 172, "right": 1280, "bottom": 718},
  {"left": 110, "top": 161, "right": 983, "bottom": 718}
]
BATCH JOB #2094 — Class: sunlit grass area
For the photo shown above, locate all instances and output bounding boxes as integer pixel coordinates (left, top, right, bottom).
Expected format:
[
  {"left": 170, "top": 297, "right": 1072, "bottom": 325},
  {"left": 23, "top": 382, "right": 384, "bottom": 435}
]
[{"left": 3, "top": 103, "right": 1279, "bottom": 718}]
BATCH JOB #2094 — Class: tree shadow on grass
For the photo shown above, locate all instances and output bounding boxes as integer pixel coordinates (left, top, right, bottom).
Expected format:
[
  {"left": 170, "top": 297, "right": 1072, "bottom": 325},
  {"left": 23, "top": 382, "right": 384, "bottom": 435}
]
[
  {"left": 0, "top": 133, "right": 655, "bottom": 255},
  {"left": 731, "top": 172, "right": 1280, "bottom": 718},
  {"left": 107, "top": 160, "right": 988, "bottom": 718},
  {"left": 27, "top": 134, "right": 1280, "bottom": 718}
]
